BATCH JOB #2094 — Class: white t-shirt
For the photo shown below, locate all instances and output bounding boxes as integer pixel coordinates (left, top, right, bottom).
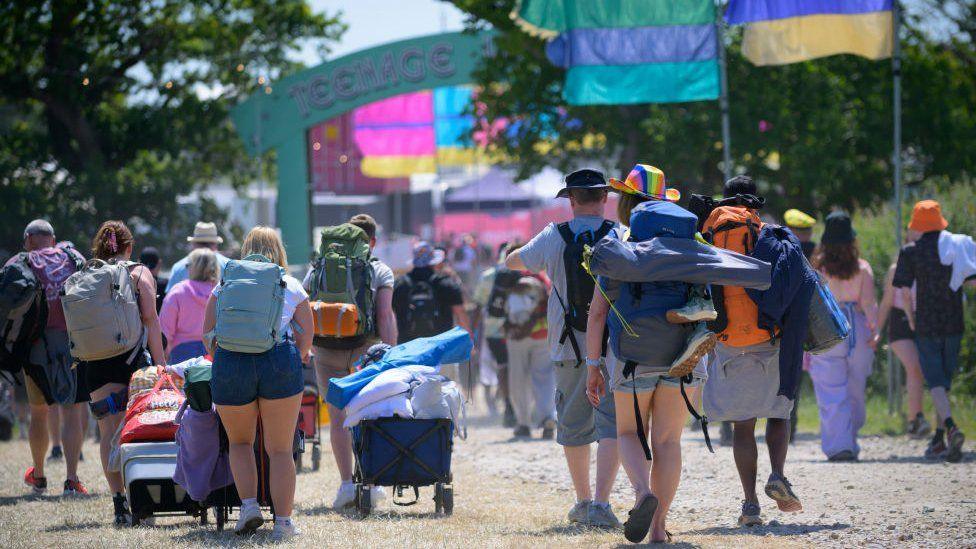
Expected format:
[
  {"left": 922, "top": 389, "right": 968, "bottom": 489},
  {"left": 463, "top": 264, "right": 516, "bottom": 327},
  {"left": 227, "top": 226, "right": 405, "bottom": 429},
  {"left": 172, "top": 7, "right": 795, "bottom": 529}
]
[{"left": 213, "top": 274, "right": 308, "bottom": 336}]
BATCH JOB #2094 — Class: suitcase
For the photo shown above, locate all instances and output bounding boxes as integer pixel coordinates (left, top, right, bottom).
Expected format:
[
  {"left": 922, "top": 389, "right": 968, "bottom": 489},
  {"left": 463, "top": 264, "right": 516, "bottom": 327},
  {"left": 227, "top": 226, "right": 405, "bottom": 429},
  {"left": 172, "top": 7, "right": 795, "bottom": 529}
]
[
  {"left": 352, "top": 417, "right": 454, "bottom": 517},
  {"left": 120, "top": 441, "right": 207, "bottom": 526}
]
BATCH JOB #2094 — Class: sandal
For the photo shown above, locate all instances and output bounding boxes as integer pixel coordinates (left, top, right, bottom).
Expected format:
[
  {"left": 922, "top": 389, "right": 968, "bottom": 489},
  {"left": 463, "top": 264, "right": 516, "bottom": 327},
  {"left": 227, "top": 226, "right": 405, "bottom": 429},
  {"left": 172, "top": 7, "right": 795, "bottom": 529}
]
[{"left": 624, "top": 494, "right": 658, "bottom": 543}]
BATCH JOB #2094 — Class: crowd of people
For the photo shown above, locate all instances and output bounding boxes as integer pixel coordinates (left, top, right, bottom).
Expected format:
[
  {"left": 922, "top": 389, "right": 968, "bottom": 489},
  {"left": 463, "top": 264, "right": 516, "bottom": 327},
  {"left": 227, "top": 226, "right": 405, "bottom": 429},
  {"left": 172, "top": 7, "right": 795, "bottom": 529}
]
[{"left": 1, "top": 165, "right": 971, "bottom": 544}]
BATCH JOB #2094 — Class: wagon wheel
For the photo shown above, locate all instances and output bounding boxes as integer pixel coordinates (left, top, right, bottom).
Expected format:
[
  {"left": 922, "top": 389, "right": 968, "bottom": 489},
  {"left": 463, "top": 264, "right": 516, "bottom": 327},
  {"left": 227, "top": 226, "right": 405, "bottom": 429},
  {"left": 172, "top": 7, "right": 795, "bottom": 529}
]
[
  {"left": 312, "top": 445, "right": 321, "bottom": 471},
  {"left": 355, "top": 484, "right": 372, "bottom": 518}
]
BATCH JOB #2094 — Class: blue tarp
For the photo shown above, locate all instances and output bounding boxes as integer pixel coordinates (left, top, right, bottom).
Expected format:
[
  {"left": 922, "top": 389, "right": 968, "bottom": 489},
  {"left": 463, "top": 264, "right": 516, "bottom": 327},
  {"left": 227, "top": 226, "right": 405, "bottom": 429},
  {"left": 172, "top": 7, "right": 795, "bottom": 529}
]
[{"left": 326, "top": 327, "right": 473, "bottom": 409}]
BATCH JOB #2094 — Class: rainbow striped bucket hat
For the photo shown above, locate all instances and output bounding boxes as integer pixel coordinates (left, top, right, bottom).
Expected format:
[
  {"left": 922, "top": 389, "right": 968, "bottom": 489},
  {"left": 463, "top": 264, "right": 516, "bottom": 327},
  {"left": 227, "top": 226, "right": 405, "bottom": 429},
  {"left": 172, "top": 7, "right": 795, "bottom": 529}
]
[{"left": 609, "top": 164, "right": 681, "bottom": 202}]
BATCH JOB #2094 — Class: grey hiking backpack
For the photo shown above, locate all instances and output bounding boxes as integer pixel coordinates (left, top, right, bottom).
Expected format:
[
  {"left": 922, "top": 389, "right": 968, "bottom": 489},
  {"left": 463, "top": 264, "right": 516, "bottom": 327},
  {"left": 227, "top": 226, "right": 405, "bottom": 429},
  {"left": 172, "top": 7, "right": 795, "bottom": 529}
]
[{"left": 61, "top": 260, "right": 145, "bottom": 362}]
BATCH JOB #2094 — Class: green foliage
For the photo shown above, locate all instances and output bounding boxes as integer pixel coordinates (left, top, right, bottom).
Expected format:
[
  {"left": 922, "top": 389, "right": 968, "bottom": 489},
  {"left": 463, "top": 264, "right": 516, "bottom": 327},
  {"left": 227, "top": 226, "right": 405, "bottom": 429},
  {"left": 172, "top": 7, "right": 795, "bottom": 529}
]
[
  {"left": 449, "top": 1, "right": 976, "bottom": 218},
  {"left": 0, "top": 0, "right": 344, "bottom": 259}
]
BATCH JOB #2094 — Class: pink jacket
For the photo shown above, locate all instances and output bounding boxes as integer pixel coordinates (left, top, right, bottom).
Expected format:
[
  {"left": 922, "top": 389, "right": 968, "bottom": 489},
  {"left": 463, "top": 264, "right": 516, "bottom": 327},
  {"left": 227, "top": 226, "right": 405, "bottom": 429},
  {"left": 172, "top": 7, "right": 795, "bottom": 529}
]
[{"left": 160, "top": 279, "right": 215, "bottom": 350}]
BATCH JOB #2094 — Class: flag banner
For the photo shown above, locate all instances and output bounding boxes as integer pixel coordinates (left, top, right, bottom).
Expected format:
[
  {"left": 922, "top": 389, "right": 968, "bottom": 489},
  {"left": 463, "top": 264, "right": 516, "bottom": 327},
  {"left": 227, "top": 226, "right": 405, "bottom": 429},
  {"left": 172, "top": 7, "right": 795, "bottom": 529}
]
[
  {"left": 512, "top": 0, "right": 719, "bottom": 105},
  {"left": 726, "top": 0, "right": 893, "bottom": 66}
]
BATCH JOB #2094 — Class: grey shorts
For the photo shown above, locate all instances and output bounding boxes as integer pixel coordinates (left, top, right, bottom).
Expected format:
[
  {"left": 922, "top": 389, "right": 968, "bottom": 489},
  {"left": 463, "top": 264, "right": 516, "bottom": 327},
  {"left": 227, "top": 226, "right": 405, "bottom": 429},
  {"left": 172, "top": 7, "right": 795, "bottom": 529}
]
[
  {"left": 703, "top": 341, "right": 793, "bottom": 422},
  {"left": 554, "top": 361, "right": 617, "bottom": 446},
  {"left": 311, "top": 344, "right": 367, "bottom": 398},
  {"left": 617, "top": 372, "right": 702, "bottom": 393}
]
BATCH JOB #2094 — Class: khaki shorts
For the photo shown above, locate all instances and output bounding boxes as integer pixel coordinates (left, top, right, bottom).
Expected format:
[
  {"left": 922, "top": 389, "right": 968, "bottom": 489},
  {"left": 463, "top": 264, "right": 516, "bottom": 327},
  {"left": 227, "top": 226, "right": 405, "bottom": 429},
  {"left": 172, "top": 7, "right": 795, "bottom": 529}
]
[{"left": 311, "top": 344, "right": 368, "bottom": 398}]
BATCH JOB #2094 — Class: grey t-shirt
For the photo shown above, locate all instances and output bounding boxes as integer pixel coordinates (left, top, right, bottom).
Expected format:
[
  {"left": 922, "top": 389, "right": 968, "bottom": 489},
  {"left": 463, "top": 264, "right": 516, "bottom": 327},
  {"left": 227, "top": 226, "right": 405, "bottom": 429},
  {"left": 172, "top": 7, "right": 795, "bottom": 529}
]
[{"left": 518, "top": 215, "right": 615, "bottom": 362}]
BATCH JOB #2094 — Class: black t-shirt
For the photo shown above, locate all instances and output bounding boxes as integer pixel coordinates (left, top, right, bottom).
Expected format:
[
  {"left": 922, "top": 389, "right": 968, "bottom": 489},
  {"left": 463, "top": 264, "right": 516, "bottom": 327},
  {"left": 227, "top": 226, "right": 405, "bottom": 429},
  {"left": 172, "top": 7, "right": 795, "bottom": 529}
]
[
  {"left": 393, "top": 267, "right": 463, "bottom": 342},
  {"left": 893, "top": 231, "right": 964, "bottom": 337}
]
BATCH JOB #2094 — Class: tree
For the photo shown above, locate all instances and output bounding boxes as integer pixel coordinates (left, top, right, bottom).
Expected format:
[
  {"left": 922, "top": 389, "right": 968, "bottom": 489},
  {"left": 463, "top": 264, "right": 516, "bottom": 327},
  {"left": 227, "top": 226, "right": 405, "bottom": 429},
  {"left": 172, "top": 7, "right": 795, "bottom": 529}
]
[
  {"left": 449, "top": 0, "right": 976, "bottom": 216},
  {"left": 0, "top": 0, "right": 344, "bottom": 258}
]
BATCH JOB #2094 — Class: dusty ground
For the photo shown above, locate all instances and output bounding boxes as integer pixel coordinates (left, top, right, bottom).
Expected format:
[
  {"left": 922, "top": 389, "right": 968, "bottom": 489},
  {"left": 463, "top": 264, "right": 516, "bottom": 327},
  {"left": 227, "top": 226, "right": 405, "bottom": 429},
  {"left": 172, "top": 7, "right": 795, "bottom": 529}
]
[{"left": 0, "top": 412, "right": 973, "bottom": 548}]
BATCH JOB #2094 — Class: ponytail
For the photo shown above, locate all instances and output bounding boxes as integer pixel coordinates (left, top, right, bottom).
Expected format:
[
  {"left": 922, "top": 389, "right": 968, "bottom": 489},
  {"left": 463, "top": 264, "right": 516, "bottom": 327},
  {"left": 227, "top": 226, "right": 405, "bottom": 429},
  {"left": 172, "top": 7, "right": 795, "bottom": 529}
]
[{"left": 92, "top": 220, "right": 134, "bottom": 260}]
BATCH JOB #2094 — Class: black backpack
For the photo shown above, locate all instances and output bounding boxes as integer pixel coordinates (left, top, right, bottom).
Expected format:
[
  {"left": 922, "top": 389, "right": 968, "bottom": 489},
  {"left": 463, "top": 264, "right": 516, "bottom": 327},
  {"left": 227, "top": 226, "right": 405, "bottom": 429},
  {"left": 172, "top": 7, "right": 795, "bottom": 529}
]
[
  {"left": 0, "top": 254, "right": 48, "bottom": 382},
  {"left": 554, "top": 220, "right": 615, "bottom": 363},
  {"left": 487, "top": 269, "right": 521, "bottom": 319},
  {"left": 403, "top": 274, "right": 440, "bottom": 340}
]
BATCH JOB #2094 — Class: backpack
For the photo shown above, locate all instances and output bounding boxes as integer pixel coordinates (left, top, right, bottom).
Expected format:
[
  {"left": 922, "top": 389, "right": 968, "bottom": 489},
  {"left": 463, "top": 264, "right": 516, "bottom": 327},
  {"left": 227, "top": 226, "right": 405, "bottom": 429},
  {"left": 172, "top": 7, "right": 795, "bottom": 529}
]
[
  {"left": 688, "top": 193, "right": 766, "bottom": 233},
  {"left": 26, "top": 242, "right": 85, "bottom": 330},
  {"left": 487, "top": 268, "right": 521, "bottom": 319},
  {"left": 402, "top": 274, "right": 440, "bottom": 340},
  {"left": 214, "top": 254, "right": 287, "bottom": 354},
  {"left": 0, "top": 254, "right": 47, "bottom": 380},
  {"left": 554, "top": 219, "right": 615, "bottom": 362},
  {"left": 61, "top": 260, "right": 144, "bottom": 362},
  {"left": 309, "top": 224, "right": 376, "bottom": 350},
  {"left": 702, "top": 206, "right": 772, "bottom": 347},
  {"left": 504, "top": 275, "right": 546, "bottom": 340}
]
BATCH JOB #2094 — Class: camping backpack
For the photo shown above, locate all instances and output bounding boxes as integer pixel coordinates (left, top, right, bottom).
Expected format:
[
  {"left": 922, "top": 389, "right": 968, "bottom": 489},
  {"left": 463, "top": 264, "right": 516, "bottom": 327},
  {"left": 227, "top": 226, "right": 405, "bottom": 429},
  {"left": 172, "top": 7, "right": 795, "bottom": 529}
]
[
  {"left": 504, "top": 274, "right": 547, "bottom": 340},
  {"left": 309, "top": 224, "right": 376, "bottom": 350},
  {"left": 486, "top": 268, "right": 521, "bottom": 319},
  {"left": 26, "top": 242, "right": 85, "bottom": 330},
  {"left": 702, "top": 206, "right": 772, "bottom": 347},
  {"left": 0, "top": 254, "right": 48, "bottom": 380},
  {"left": 214, "top": 254, "right": 287, "bottom": 354},
  {"left": 401, "top": 274, "right": 440, "bottom": 340},
  {"left": 554, "top": 219, "right": 615, "bottom": 362},
  {"left": 61, "top": 259, "right": 145, "bottom": 362}
]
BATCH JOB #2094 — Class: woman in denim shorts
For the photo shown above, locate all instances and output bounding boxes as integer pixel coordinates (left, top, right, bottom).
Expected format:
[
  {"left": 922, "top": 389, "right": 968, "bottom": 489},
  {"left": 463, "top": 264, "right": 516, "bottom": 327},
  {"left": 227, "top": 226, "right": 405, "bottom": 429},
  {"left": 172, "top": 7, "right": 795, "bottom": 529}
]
[{"left": 203, "top": 227, "right": 313, "bottom": 541}]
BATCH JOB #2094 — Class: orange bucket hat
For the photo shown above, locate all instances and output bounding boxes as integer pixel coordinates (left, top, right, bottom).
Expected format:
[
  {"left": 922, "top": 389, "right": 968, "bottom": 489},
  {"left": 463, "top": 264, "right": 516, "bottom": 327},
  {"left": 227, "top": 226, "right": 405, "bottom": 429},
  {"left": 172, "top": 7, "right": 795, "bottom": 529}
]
[{"left": 908, "top": 200, "right": 948, "bottom": 233}]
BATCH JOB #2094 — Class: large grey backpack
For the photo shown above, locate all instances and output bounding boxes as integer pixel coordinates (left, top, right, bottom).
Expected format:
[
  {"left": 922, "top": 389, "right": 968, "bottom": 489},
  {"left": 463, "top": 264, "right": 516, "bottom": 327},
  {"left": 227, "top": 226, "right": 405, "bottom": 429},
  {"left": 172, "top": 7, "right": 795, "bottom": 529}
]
[{"left": 61, "top": 260, "right": 144, "bottom": 362}]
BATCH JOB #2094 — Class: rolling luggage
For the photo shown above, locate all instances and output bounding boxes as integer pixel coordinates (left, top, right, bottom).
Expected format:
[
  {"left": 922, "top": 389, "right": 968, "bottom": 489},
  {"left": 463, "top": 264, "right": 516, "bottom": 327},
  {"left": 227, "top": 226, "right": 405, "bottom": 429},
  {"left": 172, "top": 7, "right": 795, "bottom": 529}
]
[{"left": 120, "top": 441, "right": 207, "bottom": 526}]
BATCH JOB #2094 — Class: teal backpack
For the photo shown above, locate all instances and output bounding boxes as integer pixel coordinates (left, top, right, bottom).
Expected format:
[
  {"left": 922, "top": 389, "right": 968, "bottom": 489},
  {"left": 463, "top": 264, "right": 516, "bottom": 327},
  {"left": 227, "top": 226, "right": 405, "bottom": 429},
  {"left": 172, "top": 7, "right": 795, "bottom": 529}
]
[{"left": 214, "top": 254, "right": 286, "bottom": 353}]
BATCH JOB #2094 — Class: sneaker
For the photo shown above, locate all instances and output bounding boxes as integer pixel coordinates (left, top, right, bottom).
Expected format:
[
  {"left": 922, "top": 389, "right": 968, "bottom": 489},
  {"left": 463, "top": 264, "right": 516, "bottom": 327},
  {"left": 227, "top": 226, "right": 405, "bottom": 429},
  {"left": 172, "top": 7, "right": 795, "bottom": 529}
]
[
  {"left": 270, "top": 520, "right": 299, "bottom": 542},
  {"left": 113, "top": 493, "right": 132, "bottom": 527},
  {"left": 666, "top": 288, "right": 717, "bottom": 324},
  {"left": 666, "top": 323, "right": 716, "bottom": 378},
  {"left": 764, "top": 472, "right": 802, "bottom": 512},
  {"left": 624, "top": 494, "right": 658, "bottom": 543},
  {"left": 47, "top": 445, "right": 63, "bottom": 461},
  {"left": 907, "top": 415, "right": 932, "bottom": 439},
  {"left": 568, "top": 500, "right": 591, "bottom": 524},
  {"left": 738, "top": 500, "right": 762, "bottom": 527},
  {"left": 587, "top": 502, "right": 621, "bottom": 529},
  {"left": 513, "top": 425, "right": 531, "bottom": 438},
  {"left": 63, "top": 478, "right": 89, "bottom": 496},
  {"left": 925, "top": 433, "right": 948, "bottom": 460},
  {"left": 332, "top": 482, "right": 357, "bottom": 510},
  {"left": 541, "top": 419, "right": 556, "bottom": 440},
  {"left": 946, "top": 427, "right": 965, "bottom": 463},
  {"left": 24, "top": 467, "right": 47, "bottom": 494},
  {"left": 235, "top": 503, "right": 264, "bottom": 535}
]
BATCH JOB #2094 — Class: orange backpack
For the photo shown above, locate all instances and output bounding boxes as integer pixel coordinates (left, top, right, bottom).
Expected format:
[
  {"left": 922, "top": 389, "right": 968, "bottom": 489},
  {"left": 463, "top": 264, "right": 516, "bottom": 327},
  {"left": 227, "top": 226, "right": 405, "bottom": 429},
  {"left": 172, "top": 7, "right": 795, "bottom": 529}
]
[{"left": 702, "top": 206, "right": 773, "bottom": 347}]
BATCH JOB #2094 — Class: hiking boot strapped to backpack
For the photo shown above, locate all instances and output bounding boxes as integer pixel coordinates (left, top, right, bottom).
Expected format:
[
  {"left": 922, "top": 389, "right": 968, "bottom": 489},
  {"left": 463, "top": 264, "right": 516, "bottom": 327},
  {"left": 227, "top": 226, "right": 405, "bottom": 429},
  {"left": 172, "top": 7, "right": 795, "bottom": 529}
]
[
  {"left": 61, "top": 259, "right": 145, "bottom": 363},
  {"left": 555, "top": 220, "right": 615, "bottom": 365},
  {"left": 214, "top": 254, "right": 286, "bottom": 354},
  {"left": 0, "top": 254, "right": 47, "bottom": 381},
  {"left": 309, "top": 224, "right": 376, "bottom": 350}
]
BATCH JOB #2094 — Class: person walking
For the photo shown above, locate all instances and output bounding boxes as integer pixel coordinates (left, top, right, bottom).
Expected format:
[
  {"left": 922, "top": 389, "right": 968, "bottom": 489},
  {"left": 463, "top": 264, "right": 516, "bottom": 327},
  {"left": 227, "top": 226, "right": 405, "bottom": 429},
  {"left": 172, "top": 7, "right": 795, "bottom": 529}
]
[
  {"left": 504, "top": 168, "right": 621, "bottom": 529},
  {"left": 10, "top": 220, "right": 90, "bottom": 496},
  {"left": 872, "top": 231, "right": 930, "bottom": 438},
  {"left": 203, "top": 227, "right": 313, "bottom": 540},
  {"left": 304, "top": 214, "right": 397, "bottom": 511},
  {"left": 65, "top": 221, "right": 165, "bottom": 525},
  {"left": 166, "top": 222, "right": 230, "bottom": 292},
  {"left": 159, "top": 248, "right": 220, "bottom": 363},
  {"left": 808, "top": 212, "right": 878, "bottom": 461},
  {"left": 783, "top": 208, "right": 818, "bottom": 442},
  {"left": 471, "top": 244, "right": 515, "bottom": 422},
  {"left": 139, "top": 247, "right": 168, "bottom": 312},
  {"left": 893, "top": 200, "right": 968, "bottom": 462}
]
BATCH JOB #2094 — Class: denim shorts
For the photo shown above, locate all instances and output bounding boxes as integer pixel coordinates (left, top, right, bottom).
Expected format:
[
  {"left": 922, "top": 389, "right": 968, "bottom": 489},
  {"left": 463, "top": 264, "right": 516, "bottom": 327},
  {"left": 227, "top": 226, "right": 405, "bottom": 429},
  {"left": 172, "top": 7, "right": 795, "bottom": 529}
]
[
  {"left": 211, "top": 342, "right": 304, "bottom": 406},
  {"left": 617, "top": 373, "right": 702, "bottom": 393},
  {"left": 916, "top": 335, "right": 962, "bottom": 390}
]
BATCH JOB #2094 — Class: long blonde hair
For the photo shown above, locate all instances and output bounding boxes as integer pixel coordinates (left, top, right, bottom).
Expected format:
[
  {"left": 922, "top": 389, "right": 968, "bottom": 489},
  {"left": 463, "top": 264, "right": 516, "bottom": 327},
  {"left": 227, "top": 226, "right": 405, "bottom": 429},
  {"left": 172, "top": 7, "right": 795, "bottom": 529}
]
[
  {"left": 187, "top": 248, "right": 220, "bottom": 282},
  {"left": 616, "top": 193, "right": 649, "bottom": 227},
  {"left": 241, "top": 226, "right": 288, "bottom": 268}
]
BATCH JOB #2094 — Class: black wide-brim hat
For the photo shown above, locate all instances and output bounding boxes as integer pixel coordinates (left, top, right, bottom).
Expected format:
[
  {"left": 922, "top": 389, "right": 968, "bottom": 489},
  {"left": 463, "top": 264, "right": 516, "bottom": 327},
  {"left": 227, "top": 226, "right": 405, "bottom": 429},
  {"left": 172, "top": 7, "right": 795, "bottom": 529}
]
[{"left": 556, "top": 168, "right": 611, "bottom": 198}]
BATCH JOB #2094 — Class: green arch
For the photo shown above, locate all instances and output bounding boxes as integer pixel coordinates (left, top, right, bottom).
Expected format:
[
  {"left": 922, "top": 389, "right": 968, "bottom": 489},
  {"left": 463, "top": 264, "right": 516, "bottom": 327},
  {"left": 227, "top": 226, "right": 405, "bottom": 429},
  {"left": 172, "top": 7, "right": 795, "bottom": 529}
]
[{"left": 231, "top": 31, "right": 494, "bottom": 263}]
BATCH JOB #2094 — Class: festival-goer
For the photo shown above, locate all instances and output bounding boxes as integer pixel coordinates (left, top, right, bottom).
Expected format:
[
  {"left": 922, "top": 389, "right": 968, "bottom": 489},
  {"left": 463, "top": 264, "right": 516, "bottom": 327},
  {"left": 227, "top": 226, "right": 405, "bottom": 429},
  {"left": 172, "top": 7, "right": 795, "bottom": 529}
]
[
  {"left": 139, "top": 247, "right": 168, "bottom": 312},
  {"left": 166, "top": 222, "right": 230, "bottom": 292},
  {"left": 159, "top": 248, "right": 220, "bottom": 363},
  {"left": 78, "top": 221, "right": 165, "bottom": 525},
  {"left": 702, "top": 176, "right": 801, "bottom": 527},
  {"left": 872, "top": 232, "right": 930, "bottom": 438},
  {"left": 11, "top": 220, "right": 90, "bottom": 496},
  {"left": 304, "top": 214, "right": 396, "bottom": 511},
  {"left": 471, "top": 243, "right": 514, "bottom": 422},
  {"left": 783, "top": 209, "right": 817, "bottom": 441},
  {"left": 808, "top": 212, "right": 878, "bottom": 461},
  {"left": 893, "top": 200, "right": 968, "bottom": 462},
  {"left": 505, "top": 168, "right": 621, "bottom": 529},
  {"left": 203, "top": 227, "right": 312, "bottom": 540}
]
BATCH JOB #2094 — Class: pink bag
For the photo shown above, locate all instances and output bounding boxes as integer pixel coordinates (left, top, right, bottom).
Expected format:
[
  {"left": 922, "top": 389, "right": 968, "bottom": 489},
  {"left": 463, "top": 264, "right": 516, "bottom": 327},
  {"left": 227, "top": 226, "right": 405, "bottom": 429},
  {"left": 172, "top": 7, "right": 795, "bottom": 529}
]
[{"left": 119, "top": 371, "right": 185, "bottom": 444}]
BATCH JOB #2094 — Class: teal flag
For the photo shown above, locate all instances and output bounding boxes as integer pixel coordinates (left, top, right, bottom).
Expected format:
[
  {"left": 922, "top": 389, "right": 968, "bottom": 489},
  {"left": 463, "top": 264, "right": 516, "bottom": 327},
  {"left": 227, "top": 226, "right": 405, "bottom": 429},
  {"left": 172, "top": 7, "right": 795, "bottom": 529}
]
[{"left": 513, "top": 0, "right": 720, "bottom": 105}]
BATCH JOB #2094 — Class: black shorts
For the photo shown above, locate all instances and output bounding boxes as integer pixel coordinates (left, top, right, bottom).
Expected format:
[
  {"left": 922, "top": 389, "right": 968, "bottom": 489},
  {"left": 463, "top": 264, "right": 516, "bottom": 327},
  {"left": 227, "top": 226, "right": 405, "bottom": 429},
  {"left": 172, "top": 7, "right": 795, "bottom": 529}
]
[
  {"left": 486, "top": 337, "right": 509, "bottom": 366},
  {"left": 82, "top": 348, "right": 149, "bottom": 394},
  {"left": 889, "top": 308, "right": 915, "bottom": 343},
  {"left": 24, "top": 362, "right": 89, "bottom": 405}
]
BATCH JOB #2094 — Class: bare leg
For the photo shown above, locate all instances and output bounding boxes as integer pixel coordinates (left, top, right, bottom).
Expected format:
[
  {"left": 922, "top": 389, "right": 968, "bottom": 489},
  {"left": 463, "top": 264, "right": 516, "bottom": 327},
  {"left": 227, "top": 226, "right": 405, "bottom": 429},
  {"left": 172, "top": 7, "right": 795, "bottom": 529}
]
[
  {"left": 327, "top": 404, "right": 353, "bottom": 481},
  {"left": 891, "top": 340, "right": 924, "bottom": 418},
  {"left": 930, "top": 387, "right": 952, "bottom": 426},
  {"left": 594, "top": 438, "right": 619, "bottom": 504},
  {"left": 61, "top": 402, "right": 86, "bottom": 482},
  {"left": 732, "top": 419, "right": 758, "bottom": 503},
  {"left": 563, "top": 445, "right": 592, "bottom": 502},
  {"left": 47, "top": 404, "right": 61, "bottom": 450},
  {"left": 259, "top": 393, "right": 302, "bottom": 517},
  {"left": 216, "top": 401, "right": 259, "bottom": 500},
  {"left": 766, "top": 418, "right": 790, "bottom": 477},
  {"left": 649, "top": 384, "right": 694, "bottom": 542},
  {"left": 614, "top": 391, "right": 655, "bottom": 505},
  {"left": 28, "top": 404, "right": 49, "bottom": 478},
  {"left": 90, "top": 382, "right": 127, "bottom": 493}
]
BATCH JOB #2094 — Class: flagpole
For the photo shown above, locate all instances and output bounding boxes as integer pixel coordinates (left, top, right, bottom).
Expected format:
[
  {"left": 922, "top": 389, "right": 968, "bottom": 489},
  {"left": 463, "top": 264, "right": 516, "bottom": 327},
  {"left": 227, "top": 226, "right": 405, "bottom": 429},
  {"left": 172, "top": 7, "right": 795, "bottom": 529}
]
[
  {"left": 889, "top": 0, "right": 904, "bottom": 415},
  {"left": 717, "top": 1, "right": 733, "bottom": 183}
]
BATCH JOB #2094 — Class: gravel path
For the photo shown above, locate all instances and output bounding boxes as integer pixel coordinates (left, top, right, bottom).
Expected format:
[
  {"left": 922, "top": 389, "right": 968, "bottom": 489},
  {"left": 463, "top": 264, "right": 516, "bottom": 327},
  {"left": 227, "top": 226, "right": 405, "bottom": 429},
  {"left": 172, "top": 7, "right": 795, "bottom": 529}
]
[{"left": 461, "top": 415, "right": 976, "bottom": 548}]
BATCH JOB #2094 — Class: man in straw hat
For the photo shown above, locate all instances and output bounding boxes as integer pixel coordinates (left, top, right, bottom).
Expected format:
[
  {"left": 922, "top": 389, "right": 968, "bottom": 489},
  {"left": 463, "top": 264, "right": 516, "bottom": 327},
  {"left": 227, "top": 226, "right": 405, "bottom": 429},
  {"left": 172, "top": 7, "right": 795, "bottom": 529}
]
[{"left": 166, "top": 221, "right": 229, "bottom": 292}]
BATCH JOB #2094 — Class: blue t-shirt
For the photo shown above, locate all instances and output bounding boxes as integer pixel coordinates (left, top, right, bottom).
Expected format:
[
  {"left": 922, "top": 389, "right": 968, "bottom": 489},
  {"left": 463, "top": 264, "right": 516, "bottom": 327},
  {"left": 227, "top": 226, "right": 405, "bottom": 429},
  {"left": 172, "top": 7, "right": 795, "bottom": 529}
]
[{"left": 166, "top": 251, "right": 231, "bottom": 292}]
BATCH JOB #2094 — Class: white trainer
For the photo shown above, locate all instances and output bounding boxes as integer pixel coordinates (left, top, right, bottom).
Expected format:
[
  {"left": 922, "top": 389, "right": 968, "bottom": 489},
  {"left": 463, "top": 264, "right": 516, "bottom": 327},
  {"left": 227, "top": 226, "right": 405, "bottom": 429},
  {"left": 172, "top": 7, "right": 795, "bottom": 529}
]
[{"left": 234, "top": 503, "right": 264, "bottom": 535}]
